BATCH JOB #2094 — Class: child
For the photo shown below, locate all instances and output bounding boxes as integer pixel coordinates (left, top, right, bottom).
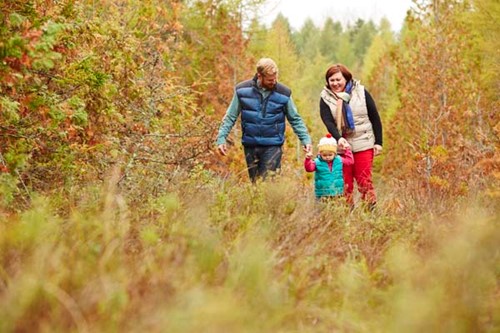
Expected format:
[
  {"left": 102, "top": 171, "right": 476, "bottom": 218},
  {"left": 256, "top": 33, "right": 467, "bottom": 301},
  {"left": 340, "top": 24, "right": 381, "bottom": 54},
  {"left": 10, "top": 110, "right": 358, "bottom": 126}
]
[{"left": 305, "top": 133, "right": 354, "bottom": 200}]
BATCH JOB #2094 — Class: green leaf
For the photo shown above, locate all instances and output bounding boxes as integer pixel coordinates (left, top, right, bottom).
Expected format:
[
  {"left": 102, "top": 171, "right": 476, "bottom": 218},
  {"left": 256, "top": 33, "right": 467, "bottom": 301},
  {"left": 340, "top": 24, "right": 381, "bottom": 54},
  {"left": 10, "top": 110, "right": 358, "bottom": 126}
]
[
  {"left": 43, "top": 21, "right": 66, "bottom": 36},
  {"left": 32, "top": 57, "right": 55, "bottom": 70},
  {"left": 0, "top": 96, "right": 20, "bottom": 123},
  {"left": 72, "top": 108, "right": 88, "bottom": 126},
  {"left": 68, "top": 96, "right": 88, "bottom": 126},
  {"left": 9, "top": 13, "right": 26, "bottom": 28},
  {"left": 6, "top": 36, "right": 25, "bottom": 58},
  {"left": 48, "top": 107, "right": 66, "bottom": 123}
]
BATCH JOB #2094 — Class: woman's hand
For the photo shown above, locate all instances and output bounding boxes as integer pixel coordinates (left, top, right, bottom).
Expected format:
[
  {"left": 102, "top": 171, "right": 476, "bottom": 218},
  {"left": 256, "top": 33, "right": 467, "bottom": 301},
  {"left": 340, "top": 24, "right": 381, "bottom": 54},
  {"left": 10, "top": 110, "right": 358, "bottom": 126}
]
[
  {"left": 374, "top": 144, "right": 383, "bottom": 156},
  {"left": 338, "top": 137, "right": 350, "bottom": 150}
]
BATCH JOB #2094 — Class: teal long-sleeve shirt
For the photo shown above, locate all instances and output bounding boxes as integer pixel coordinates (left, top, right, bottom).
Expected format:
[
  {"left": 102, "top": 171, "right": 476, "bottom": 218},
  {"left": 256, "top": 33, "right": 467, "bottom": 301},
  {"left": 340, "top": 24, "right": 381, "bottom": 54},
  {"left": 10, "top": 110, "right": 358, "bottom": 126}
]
[{"left": 216, "top": 88, "right": 311, "bottom": 146}]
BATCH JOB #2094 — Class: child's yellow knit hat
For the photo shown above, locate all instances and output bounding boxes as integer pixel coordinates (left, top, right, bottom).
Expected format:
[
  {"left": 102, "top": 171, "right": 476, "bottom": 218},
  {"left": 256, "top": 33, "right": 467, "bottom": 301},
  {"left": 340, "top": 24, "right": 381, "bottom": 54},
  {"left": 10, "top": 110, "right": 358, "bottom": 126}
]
[{"left": 317, "top": 133, "right": 337, "bottom": 153}]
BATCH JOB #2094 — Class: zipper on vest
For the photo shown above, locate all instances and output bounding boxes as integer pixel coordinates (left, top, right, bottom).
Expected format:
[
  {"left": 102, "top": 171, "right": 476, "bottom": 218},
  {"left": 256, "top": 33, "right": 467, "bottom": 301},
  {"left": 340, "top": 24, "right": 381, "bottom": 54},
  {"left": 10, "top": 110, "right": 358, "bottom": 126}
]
[{"left": 262, "top": 94, "right": 270, "bottom": 117}]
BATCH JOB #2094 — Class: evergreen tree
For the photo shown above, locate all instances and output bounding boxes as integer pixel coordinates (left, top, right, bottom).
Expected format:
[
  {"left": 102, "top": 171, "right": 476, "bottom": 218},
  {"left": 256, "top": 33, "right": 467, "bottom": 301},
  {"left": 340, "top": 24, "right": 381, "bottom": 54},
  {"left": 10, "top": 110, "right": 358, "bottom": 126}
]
[
  {"left": 384, "top": 0, "right": 493, "bottom": 200},
  {"left": 362, "top": 18, "right": 399, "bottom": 119},
  {"left": 293, "top": 18, "right": 321, "bottom": 59},
  {"left": 319, "top": 18, "right": 343, "bottom": 63}
]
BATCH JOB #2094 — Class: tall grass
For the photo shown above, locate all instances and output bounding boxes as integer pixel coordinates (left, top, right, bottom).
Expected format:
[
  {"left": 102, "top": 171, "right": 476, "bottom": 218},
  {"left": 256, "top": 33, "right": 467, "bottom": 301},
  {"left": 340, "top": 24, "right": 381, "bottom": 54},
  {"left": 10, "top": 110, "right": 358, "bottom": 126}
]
[{"left": 0, "top": 172, "right": 498, "bottom": 332}]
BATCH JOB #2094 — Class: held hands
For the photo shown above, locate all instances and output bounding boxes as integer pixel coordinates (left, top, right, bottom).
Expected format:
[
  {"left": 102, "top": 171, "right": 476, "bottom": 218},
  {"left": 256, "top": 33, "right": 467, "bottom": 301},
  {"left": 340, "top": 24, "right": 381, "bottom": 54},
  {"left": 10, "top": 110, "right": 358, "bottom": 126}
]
[
  {"left": 374, "top": 144, "right": 383, "bottom": 156},
  {"left": 303, "top": 144, "right": 312, "bottom": 154},
  {"left": 338, "top": 137, "right": 350, "bottom": 150},
  {"left": 304, "top": 143, "right": 313, "bottom": 159}
]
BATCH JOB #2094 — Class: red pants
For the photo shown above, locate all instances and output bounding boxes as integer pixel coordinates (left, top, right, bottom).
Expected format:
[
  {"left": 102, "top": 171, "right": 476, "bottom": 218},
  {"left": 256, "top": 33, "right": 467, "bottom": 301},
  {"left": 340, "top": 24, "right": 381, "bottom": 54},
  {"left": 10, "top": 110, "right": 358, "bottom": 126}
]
[{"left": 343, "top": 149, "right": 376, "bottom": 205}]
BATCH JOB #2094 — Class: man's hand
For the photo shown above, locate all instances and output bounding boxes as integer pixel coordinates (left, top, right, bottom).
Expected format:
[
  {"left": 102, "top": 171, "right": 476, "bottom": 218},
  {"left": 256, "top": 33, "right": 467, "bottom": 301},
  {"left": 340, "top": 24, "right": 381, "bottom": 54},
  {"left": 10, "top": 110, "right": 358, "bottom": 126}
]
[
  {"left": 303, "top": 144, "right": 312, "bottom": 154},
  {"left": 218, "top": 143, "right": 228, "bottom": 156},
  {"left": 374, "top": 144, "right": 383, "bottom": 156}
]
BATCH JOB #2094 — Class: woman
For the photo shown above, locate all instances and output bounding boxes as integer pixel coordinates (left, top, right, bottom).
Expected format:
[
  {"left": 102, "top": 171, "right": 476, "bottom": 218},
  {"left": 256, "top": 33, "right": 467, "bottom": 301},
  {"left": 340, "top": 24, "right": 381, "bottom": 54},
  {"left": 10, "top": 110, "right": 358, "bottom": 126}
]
[{"left": 319, "top": 63, "right": 383, "bottom": 208}]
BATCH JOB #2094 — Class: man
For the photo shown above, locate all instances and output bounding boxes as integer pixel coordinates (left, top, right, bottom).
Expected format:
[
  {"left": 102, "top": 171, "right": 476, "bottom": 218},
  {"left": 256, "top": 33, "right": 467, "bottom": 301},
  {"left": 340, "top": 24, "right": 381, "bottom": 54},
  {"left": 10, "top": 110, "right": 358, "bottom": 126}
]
[{"left": 216, "top": 58, "right": 312, "bottom": 182}]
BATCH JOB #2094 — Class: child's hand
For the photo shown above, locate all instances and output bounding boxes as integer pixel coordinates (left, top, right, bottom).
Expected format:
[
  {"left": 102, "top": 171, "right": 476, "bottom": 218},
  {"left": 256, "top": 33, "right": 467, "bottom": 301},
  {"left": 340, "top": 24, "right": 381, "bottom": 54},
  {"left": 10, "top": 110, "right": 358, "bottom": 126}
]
[{"left": 306, "top": 152, "right": 314, "bottom": 159}]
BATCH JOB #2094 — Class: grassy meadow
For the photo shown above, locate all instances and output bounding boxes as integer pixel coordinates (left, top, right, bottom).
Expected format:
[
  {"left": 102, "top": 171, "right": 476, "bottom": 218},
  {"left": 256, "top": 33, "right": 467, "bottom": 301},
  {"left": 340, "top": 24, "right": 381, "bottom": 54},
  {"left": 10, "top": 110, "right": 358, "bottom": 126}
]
[
  {"left": 0, "top": 168, "right": 498, "bottom": 333},
  {"left": 1, "top": 0, "right": 499, "bottom": 331}
]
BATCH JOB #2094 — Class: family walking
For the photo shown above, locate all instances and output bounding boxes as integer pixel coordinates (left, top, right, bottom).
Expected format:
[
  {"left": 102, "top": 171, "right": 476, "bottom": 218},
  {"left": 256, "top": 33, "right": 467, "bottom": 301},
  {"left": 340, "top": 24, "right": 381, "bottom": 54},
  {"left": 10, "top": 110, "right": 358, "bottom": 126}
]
[{"left": 216, "top": 58, "right": 383, "bottom": 208}]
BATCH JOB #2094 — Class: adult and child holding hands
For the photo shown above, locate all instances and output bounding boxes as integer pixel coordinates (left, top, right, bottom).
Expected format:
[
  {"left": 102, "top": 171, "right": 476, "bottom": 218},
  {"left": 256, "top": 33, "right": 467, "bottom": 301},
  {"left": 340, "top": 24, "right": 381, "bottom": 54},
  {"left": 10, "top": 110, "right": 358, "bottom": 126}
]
[{"left": 216, "top": 58, "right": 383, "bottom": 209}]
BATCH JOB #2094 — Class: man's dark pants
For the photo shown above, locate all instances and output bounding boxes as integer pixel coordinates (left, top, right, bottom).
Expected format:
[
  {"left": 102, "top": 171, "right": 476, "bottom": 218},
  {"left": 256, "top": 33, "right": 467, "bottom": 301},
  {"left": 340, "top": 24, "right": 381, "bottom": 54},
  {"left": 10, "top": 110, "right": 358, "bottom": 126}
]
[{"left": 243, "top": 145, "right": 282, "bottom": 182}]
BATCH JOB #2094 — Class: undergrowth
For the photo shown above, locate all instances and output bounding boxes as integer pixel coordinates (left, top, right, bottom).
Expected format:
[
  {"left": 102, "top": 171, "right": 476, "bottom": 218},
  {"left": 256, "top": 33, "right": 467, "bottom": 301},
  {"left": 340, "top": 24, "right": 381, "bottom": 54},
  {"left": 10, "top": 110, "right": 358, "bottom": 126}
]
[{"left": 0, "top": 172, "right": 498, "bottom": 332}]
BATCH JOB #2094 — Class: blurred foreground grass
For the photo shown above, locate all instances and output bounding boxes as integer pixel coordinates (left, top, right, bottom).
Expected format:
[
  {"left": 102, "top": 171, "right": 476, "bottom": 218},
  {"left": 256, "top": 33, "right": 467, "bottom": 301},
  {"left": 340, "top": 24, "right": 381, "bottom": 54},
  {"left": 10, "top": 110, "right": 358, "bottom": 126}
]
[{"left": 0, "top": 173, "right": 498, "bottom": 332}]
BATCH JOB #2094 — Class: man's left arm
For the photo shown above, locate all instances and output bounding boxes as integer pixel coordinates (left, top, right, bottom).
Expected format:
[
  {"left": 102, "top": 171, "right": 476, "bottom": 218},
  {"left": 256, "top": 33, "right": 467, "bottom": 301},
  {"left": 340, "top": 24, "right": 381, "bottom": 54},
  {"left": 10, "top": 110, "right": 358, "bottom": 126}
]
[{"left": 285, "top": 98, "right": 312, "bottom": 148}]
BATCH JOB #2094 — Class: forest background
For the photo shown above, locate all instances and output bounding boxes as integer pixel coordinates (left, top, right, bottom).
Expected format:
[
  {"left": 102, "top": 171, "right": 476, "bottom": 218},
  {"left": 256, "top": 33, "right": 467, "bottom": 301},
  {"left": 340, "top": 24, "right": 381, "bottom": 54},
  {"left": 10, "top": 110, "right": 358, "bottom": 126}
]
[{"left": 0, "top": 0, "right": 499, "bottom": 332}]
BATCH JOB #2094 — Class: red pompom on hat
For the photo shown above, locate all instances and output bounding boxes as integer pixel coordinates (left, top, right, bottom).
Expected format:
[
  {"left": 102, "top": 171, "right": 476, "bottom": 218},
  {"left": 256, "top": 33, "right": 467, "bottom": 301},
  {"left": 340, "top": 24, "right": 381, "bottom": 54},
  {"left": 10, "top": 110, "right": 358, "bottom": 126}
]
[{"left": 317, "top": 133, "right": 337, "bottom": 153}]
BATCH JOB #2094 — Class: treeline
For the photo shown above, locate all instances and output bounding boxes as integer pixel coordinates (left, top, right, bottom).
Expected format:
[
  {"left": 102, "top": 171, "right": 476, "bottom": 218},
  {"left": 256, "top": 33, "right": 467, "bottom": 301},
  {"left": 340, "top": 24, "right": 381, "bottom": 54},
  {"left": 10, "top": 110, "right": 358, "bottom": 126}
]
[{"left": 0, "top": 0, "right": 498, "bottom": 210}]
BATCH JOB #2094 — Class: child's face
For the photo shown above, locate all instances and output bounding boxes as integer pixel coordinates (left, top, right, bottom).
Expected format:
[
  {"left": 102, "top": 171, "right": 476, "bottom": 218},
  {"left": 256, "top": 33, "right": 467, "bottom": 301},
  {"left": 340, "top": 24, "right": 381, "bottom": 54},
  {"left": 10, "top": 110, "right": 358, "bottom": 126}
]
[{"left": 319, "top": 151, "right": 336, "bottom": 161}]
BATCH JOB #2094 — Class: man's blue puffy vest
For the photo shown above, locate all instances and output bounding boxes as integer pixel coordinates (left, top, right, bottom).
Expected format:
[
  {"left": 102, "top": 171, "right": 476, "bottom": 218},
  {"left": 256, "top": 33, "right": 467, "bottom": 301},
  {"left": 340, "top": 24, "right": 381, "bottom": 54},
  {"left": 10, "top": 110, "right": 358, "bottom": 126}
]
[
  {"left": 236, "top": 77, "right": 291, "bottom": 146},
  {"left": 314, "top": 156, "right": 344, "bottom": 197}
]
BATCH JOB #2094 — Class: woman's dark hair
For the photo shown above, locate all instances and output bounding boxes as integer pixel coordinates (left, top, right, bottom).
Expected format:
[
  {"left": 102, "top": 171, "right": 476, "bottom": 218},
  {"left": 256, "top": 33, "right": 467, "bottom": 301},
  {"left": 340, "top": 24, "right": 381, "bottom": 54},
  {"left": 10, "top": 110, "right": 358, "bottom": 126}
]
[{"left": 325, "top": 63, "right": 352, "bottom": 86}]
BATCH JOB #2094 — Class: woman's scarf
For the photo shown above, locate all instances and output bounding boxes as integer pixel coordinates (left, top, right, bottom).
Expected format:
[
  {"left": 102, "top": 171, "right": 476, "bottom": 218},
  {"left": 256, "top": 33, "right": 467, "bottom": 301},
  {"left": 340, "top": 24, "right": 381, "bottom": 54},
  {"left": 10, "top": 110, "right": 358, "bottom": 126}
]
[
  {"left": 336, "top": 80, "right": 355, "bottom": 134},
  {"left": 321, "top": 80, "right": 356, "bottom": 135}
]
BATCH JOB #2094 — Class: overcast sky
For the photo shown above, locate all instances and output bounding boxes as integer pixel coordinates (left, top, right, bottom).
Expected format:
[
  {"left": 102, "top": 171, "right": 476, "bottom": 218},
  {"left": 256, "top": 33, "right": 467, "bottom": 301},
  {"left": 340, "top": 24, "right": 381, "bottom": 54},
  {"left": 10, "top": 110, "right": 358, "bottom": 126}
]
[{"left": 261, "top": 0, "right": 415, "bottom": 31}]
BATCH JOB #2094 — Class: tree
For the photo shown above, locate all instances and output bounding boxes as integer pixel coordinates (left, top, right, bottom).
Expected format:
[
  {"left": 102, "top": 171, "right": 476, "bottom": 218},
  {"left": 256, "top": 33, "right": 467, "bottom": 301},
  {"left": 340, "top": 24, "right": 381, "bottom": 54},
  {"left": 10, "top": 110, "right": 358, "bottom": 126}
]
[
  {"left": 383, "top": 0, "right": 493, "bottom": 201},
  {"left": 319, "top": 18, "right": 343, "bottom": 63},
  {"left": 0, "top": 0, "right": 230, "bottom": 206},
  {"left": 293, "top": 18, "right": 321, "bottom": 59},
  {"left": 259, "top": 14, "right": 300, "bottom": 87},
  {"left": 344, "top": 19, "right": 377, "bottom": 73},
  {"left": 362, "top": 18, "right": 399, "bottom": 120},
  {"left": 335, "top": 31, "right": 356, "bottom": 70}
]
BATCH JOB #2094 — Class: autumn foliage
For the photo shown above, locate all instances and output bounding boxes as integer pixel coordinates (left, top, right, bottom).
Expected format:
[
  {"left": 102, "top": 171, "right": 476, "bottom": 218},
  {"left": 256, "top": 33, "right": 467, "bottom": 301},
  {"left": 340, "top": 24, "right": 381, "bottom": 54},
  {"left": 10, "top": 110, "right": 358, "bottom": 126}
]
[
  {"left": 0, "top": 0, "right": 259, "bottom": 208},
  {"left": 382, "top": 0, "right": 499, "bottom": 204},
  {"left": 0, "top": 0, "right": 498, "bottom": 331}
]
